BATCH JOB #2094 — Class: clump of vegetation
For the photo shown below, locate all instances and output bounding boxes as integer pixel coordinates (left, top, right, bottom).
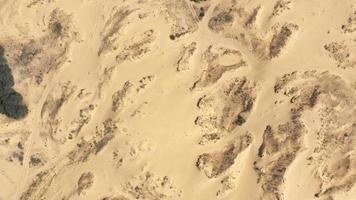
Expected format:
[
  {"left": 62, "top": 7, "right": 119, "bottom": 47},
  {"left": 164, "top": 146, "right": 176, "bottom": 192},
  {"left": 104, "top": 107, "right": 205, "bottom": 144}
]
[
  {"left": 48, "top": 8, "right": 73, "bottom": 39},
  {"left": 19, "top": 170, "right": 56, "bottom": 200},
  {"left": 0, "top": 45, "right": 28, "bottom": 119},
  {"left": 208, "top": 10, "right": 234, "bottom": 32},
  {"left": 233, "top": 114, "right": 246, "bottom": 126},
  {"left": 190, "top": 0, "right": 207, "bottom": 2},
  {"left": 169, "top": 34, "right": 176, "bottom": 40},
  {"left": 50, "top": 21, "right": 63, "bottom": 37},
  {"left": 199, "top": 7, "right": 205, "bottom": 18},
  {"left": 196, "top": 134, "right": 252, "bottom": 178},
  {"left": 168, "top": 31, "right": 188, "bottom": 41},
  {"left": 29, "top": 154, "right": 45, "bottom": 167},
  {"left": 77, "top": 172, "right": 94, "bottom": 195},
  {"left": 269, "top": 24, "right": 297, "bottom": 58}
]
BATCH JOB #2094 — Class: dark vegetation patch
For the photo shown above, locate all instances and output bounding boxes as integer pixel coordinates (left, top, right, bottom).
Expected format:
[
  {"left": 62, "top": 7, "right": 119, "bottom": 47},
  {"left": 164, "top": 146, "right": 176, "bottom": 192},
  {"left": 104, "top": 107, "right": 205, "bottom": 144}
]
[
  {"left": 199, "top": 7, "right": 205, "bottom": 19},
  {"left": 19, "top": 170, "right": 56, "bottom": 200},
  {"left": 269, "top": 25, "right": 293, "bottom": 58},
  {"left": 30, "top": 156, "right": 42, "bottom": 167},
  {"left": 169, "top": 34, "right": 176, "bottom": 40},
  {"left": 0, "top": 45, "right": 28, "bottom": 119},
  {"left": 51, "top": 21, "right": 63, "bottom": 36},
  {"left": 233, "top": 114, "right": 246, "bottom": 126},
  {"left": 190, "top": 0, "right": 207, "bottom": 2},
  {"left": 29, "top": 153, "right": 45, "bottom": 168},
  {"left": 208, "top": 10, "right": 234, "bottom": 32},
  {"left": 8, "top": 151, "right": 24, "bottom": 165},
  {"left": 196, "top": 134, "right": 252, "bottom": 178},
  {"left": 77, "top": 172, "right": 94, "bottom": 195},
  {"left": 169, "top": 30, "right": 189, "bottom": 40}
]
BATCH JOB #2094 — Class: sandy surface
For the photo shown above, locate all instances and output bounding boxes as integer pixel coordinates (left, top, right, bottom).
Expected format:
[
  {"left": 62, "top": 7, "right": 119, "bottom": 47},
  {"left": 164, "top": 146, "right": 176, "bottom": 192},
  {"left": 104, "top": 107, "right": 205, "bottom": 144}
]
[{"left": 0, "top": 0, "right": 356, "bottom": 199}]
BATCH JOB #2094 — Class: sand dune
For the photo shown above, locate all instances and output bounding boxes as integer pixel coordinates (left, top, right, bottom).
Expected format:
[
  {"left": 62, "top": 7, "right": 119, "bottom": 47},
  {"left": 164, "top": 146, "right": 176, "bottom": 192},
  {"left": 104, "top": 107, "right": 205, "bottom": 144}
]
[{"left": 0, "top": 0, "right": 356, "bottom": 200}]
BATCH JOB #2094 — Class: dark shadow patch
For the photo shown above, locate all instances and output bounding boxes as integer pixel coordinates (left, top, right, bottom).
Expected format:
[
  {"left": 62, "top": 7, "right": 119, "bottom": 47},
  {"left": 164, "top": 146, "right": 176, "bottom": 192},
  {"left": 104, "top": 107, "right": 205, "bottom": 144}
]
[{"left": 0, "top": 45, "right": 28, "bottom": 119}]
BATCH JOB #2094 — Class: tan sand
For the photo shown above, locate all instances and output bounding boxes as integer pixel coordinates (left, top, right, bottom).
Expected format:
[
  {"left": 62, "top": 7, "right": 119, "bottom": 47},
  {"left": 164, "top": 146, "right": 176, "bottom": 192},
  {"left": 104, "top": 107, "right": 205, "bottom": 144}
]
[{"left": 0, "top": 0, "right": 355, "bottom": 199}]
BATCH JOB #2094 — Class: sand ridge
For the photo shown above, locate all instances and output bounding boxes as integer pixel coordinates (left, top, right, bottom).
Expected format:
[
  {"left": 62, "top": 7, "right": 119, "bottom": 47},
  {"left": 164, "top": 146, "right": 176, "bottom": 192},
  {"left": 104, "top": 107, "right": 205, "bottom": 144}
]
[{"left": 0, "top": 0, "right": 356, "bottom": 200}]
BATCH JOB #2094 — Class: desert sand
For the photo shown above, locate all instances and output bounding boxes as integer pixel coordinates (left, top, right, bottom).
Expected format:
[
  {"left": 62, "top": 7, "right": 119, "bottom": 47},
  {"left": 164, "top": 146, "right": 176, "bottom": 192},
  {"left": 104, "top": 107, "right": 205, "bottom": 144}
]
[{"left": 0, "top": 0, "right": 356, "bottom": 199}]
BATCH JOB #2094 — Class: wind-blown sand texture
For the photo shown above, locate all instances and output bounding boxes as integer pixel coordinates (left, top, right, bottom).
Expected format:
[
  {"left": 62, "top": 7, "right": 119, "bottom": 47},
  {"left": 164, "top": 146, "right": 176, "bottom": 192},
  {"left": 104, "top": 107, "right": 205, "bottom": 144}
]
[{"left": 0, "top": 0, "right": 356, "bottom": 200}]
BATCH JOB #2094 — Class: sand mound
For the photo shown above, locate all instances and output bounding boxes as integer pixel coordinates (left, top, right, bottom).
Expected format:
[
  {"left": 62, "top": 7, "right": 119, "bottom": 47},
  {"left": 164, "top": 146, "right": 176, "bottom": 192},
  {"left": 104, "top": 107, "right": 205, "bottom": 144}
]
[
  {"left": 1, "top": 0, "right": 356, "bottom": 200},
  {"left": 195, "top": 76, "right": 258, "bottom": 143},
  {"left": 197, "top": 134, "right": 252, "bottom": 178},
  {"left": 255, "top": 71, "right": 356, "bottom": 200},
  {"left": 207, "top": 0, "right": 298, "bottom": 59}
]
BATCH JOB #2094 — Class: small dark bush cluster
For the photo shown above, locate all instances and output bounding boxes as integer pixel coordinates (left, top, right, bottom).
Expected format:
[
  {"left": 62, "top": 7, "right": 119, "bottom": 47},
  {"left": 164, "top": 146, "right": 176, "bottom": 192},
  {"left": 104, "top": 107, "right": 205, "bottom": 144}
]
[{"left": 0, "top": 45, "right": 28, "bottom": 119}]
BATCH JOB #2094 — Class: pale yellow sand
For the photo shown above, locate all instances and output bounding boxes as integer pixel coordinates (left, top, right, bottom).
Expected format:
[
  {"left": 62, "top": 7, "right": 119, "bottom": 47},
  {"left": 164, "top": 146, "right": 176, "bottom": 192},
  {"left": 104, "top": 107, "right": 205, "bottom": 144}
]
[{"left": 0, "top": 0, "right": 356, "bottom": 200}]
